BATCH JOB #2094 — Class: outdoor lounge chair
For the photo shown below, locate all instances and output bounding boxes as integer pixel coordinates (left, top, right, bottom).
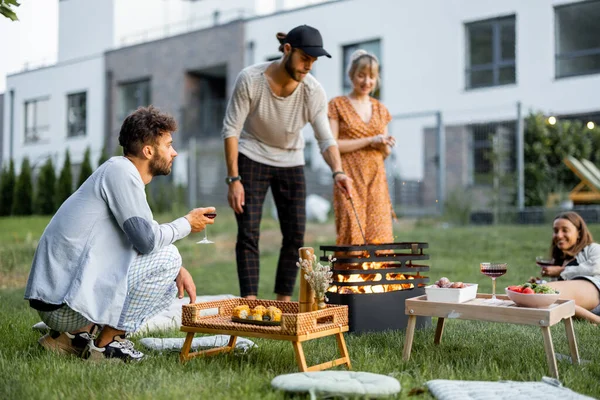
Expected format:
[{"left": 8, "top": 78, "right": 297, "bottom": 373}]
[
  {"left": 581, "top": 158, "right": 600, "bottom": 182},
  {"left": 563, "top": 156, "right": 600, "bottom": 203}
]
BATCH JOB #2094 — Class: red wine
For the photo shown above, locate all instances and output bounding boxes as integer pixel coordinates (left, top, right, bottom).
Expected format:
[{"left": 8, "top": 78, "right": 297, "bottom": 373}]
[
  {"left": 205, "top": 213, "right": 217, "bottom": 219},
  {"left": 480, "top": 266, "right": 507, "bottom": 278}
]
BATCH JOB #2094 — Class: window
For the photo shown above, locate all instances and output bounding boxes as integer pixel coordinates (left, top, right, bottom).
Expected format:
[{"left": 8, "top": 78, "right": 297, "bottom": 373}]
[
  {"left": 555, "top": 0, "right": 600, "bottom": 78},
  {"left": 67, "top": 92, "right": 86, "bottom": 138},
  {"left": 342, "top": 39, "right": 382, "bottom": 98},
  {"left": 24, "top": 98, "right": 50, "bottom": 144},
  {"left": 118, "top": 79, "right": 151, "bottom": 120},
  {"left": 469, "top": 121, "right": 516, "bottom": 186},
  {"left": 465, "top": 16, "right": 516, "bottom": 89}
]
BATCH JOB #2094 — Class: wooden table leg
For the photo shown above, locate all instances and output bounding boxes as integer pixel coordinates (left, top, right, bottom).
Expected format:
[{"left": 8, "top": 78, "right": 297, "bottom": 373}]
[
  {"left": 541, "top": 326, "right": 559, "bottom": 379},
  {"left": 179, "top": 331, "right": 195, "bottom": 363},
  {"left": 292, "top": 341, "right": 308, "bottom": 372},
  {"left": 563, "top": 317, "right": 580, "bottom": 365},
  {"left": 335, "top": 332, "right": 352, "bottom": 370},
  {"left": 402, "top": 315, "right": 417, "bottom": 361},
  {"left": 434, "top": 317, "right": 445, "bottom": 345},
  {"left": 226, "top": 335, "right": 238, "bottom": 350}
]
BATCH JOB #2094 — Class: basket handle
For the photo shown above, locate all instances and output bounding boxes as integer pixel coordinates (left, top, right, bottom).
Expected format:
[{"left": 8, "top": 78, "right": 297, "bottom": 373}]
[{"left": 314, "top": 308, "right": 337, "bottom": 326}]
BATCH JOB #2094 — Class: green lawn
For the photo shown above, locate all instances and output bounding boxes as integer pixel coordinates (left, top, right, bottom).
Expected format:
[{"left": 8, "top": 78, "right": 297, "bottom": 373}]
[{"left": 1, "top": 212, "right": 599, "bottom": 399}]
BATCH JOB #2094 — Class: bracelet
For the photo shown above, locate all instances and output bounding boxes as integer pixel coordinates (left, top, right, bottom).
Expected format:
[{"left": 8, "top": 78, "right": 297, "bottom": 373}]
[{"left": 332, "top": 171, "right": 345, "bottom": 179}]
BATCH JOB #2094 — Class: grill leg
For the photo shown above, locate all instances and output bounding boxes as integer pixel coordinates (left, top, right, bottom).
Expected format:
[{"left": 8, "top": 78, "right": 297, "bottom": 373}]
[
  {"left": 402, "top": 315, "right": 417, "bottom": 361},
  {"left": 434, "top": 317, "right": 445, "bottom": 344}
]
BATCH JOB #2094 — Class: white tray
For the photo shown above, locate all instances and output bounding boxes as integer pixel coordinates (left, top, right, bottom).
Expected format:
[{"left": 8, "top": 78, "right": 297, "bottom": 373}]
[{"left": 425, "top": 283, "right": 478, "bottom": 303}]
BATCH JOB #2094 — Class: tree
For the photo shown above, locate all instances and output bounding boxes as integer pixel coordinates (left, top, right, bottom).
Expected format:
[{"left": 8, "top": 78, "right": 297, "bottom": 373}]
[
  {"left": 56, "top": 149, "right": 73, "bottom": 208},
  {"left": 0, "top": 159, "right": 16, "bottom": 216},
  {"left": 524, "top": 112, "right": 600, "bottom": 206},
  {"left": 12, "top": 157, "right": 33, "bottom": 215},
  {"left": 98, "top": 147, "right": 109, "bottom": 167},
  {"left": 77, "top": 147, "right": 93, "bottom": 188},
  {"left": 0, "top": 0, "right": 20, "bottom": 21},
  {"left": 35, "top": 158, "right": 57, "bottom": 215}
]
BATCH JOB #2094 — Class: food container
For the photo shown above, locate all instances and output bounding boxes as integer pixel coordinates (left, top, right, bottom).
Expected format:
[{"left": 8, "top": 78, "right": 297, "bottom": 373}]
[
  {"left": 425, "top": 284, "right": 478, "bottom": 303},
  {"left": 505, "top": 288, "right": 560, "bottom": 308}
]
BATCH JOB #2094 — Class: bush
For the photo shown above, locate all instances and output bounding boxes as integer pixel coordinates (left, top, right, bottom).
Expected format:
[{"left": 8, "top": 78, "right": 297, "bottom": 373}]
[
  {"left": 444, "top": 188, "right": 473, "bottom": 226},
  {"left": 146, "top": 178, "right": 187, "bottom": 214},
  {"left": 0, "top": 159, "right": 16, "bottom": 216},
  {"left": 35, "top": 158, "right": 57, "bottom": 215},
  {"left": 12, "top": 157, "right": 33, "bottom": 215},
  {"left": 524, "top": 112, "right": 600, "bottom": 206},
  {"left": 97, "top": 147, "right": 109, "bottom": 167},
  {"left": 77, "top": 147, "right": 93, "bottom": 188},
  {"left": 56, "top": 149, "right": 73, "bottom": 207}
]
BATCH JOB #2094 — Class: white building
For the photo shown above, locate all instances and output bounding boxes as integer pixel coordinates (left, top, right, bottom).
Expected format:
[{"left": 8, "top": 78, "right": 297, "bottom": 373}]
[
  {"left": 245, "top": 0, "right": 600, "bottom": 209},
  {"left": 2, "top": 0, "right": 327, "bottom": 174},
  {"left": 2, "top": 0, "right": 114, "bottom": 175}
]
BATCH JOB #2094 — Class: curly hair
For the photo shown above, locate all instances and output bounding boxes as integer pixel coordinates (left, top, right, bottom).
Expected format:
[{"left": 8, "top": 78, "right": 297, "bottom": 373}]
[
  {"left": 118, "top": 106, "right": 177, "bottom": 156},
  {"left": 550, "top": 211, "right": 594, "bottom": 263}
]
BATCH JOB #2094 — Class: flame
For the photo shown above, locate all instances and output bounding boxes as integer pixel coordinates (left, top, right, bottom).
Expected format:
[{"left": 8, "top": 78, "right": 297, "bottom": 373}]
[{"left": 330, "top": 262, "right": 419, "bottom": 294}]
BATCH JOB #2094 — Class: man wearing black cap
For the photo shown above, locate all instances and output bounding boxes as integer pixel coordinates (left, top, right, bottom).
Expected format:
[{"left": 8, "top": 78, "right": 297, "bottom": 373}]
[{"left": 221, "top": 25, "right": 352, "bottom": 302}]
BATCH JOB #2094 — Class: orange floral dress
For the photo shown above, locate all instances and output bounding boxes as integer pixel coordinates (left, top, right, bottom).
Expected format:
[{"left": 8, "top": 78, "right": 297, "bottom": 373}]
[{"left": 328, "top": 96, "right": 394, "bottom": 246}]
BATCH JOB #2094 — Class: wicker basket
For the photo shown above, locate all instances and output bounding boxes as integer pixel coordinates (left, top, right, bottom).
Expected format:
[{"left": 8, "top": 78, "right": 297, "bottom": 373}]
[{"left": 182, "top": 298, "right": 348, "bottom": 337}]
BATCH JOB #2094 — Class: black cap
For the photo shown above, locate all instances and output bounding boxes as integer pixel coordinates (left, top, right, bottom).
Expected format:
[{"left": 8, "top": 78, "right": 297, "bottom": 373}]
[{"left": 284, "top": 25, "right": 331, "bottom": 58}]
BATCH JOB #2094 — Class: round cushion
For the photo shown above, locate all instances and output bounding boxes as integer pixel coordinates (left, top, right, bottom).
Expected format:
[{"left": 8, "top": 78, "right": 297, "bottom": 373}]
[{"left": 271, "top": 371, "right": 401, "bottom": 397}]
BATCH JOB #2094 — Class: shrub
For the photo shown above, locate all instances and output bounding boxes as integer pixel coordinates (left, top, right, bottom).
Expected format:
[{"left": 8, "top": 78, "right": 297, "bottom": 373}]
[
  {"left": 35, "top": 158, "right": 57, "bottom": 215},
  {"left": 77, "top": 147, "right": 93, "bottom": 188},
  {"left": 0, "top": 159, "right": 16, "bottom": 216},
  {"left": 97, "top": 147, "right": 109, "bottom": 167},
  {"left": 524, "top": 112, "right": 600, "bottom": 206},
  {"left": 12, "top": 157, "right": 33, "bottom": 215},
  {"left": 56, "top": 149, "right": 73, "bottom": 207}
]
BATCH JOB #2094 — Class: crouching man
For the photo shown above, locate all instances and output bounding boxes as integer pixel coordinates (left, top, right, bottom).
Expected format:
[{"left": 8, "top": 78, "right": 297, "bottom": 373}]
[{"left": 24, "top": 106, "right": 214, "bottom": 362}]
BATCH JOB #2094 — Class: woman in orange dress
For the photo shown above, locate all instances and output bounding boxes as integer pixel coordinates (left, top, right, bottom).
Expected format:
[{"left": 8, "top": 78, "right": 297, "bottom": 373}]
[{"left": 328, "top": 50, "right": 396, "bottom": 246}]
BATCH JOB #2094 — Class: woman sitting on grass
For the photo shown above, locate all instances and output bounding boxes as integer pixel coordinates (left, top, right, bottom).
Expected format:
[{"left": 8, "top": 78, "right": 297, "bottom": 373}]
[{"left": 540, "top": 211, "right": 600, "bottom": 324}]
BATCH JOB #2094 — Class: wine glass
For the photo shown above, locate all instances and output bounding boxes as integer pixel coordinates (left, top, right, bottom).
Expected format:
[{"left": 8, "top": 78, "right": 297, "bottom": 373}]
[
  {"left": 480, "top": 262, "right": 508, "bottom": 303},
  {"left": 196, "top": 213, "right": 217, "bottom": 244}
]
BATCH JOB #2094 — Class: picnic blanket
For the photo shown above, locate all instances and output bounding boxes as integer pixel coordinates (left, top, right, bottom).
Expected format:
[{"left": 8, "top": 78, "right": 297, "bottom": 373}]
[
  {"left": 139, "top": 335, "right": 256, "bottom": 353},
  {"left": 32, "top": 294, "right": 237, "bottom": 333},
  {"left": 426, "top": 377, "right": 595, "bottom": 400}
]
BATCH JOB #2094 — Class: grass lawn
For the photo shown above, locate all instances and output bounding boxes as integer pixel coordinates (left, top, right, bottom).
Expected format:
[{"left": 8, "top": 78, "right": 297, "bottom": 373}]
[{"left": 1, "top": 211, "right": 599, "bottom": 399}]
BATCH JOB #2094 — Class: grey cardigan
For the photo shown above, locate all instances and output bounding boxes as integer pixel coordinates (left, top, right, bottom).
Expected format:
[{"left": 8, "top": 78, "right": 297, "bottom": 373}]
[{"left": 561, "top": 243, "right": 600, "bottom": 280}]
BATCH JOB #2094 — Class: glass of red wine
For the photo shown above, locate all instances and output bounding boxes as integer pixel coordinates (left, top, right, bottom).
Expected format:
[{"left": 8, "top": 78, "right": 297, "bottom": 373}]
[
  {"left": 197, "top": 212, "right": 217, "bottom": 244},
  {"left": 480, "top": 262, "right": 508, "bottom": 303}
]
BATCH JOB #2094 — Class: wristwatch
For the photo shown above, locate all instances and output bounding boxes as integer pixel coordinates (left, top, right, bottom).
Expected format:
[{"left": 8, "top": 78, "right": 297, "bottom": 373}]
[{"left": 225, "top": 176, "right": 242, "bottom": 185}]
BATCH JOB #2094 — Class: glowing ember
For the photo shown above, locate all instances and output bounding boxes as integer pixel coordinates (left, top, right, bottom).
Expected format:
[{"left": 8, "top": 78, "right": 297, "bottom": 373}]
[{"left": 328, "top": 262, "right": 418, "bottom": 294}]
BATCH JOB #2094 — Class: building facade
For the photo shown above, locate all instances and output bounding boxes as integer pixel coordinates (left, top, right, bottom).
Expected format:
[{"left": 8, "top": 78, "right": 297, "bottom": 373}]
[
  {"left": 246, "top": 0, "right": 600, "bottom": 211},
  {"left": 104, "top": 20, "right": 246, "bottom": 205},
  {"left": 4, "top": 0, "right": 599, "bottom": 213},
  {"left": 2, "top": 0, "right": 114, "bottom": 175}
]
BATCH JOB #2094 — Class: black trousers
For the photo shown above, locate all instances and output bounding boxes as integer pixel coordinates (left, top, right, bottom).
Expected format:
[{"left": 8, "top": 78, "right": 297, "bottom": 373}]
[{"left": 235, "top": 153, "right": 306, "bottom": 297}]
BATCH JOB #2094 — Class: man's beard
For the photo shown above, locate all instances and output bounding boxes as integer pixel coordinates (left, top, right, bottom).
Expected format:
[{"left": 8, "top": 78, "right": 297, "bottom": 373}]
[
  {"left": 284, "top": 55, "right": 302, "bottom": 82},
  {"left": 149, "top": 153, "right": 171, "bottom": 176}
]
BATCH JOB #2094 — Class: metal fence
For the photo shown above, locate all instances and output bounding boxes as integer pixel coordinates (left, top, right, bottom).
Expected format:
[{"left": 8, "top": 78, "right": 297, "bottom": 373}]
[
  {"left": 387, "top": 111, "right": 443, "bottom": 216},
  {"left": 177, "top": 102, "right": 600, "bottom": 225}
]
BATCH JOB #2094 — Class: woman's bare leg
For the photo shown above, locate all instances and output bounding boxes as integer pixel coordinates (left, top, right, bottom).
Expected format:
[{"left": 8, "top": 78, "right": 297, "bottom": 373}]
[
  {"left": 574, "top": 305, "right": 600, "bottom": 324},
  {"left": 547, "top": 280, "right": 600, "bottom": 324}
]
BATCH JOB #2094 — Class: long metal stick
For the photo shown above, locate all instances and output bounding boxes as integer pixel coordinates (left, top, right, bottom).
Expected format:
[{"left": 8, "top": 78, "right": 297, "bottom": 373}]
[{"left": 348, "top": 197, "right": 367, "bottom": 245}]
